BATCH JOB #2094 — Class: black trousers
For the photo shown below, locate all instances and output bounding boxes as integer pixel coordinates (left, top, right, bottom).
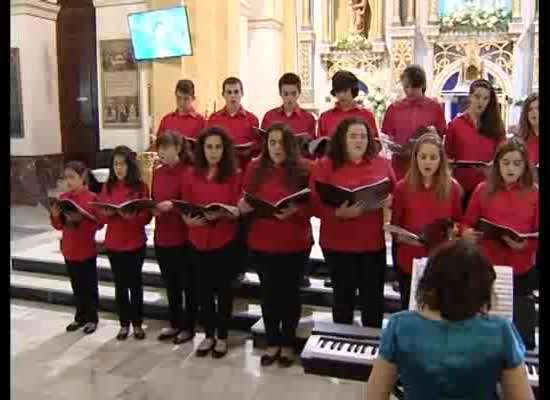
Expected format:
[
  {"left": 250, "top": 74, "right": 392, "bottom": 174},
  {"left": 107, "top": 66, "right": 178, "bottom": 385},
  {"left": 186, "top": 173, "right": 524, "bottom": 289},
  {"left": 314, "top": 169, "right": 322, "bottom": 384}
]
[
  {"left": 107, "top": 247, "right": 146, "bottom": 327},
  {"left": 234, "top": 216, "right": 252, "bottom": 276},
  {"left": 66, "top": 257, "right": 99, "bottom": 323},
  {"left": 395, "top": 268, "right": 412, "bottom": 311},
  {"left": 251, "top": 250, "right": 308, "bottom": 347},
  {"left": 155, "top": 243, "right": 197, "bottom": 332},
  {"left": 192, "top": 242, "right": 236, "bottom": 339},
  {"left": 323, "top": 248, "right": 387, "bottom": 328},
  {"left": 513, "top": 267, "right": 538, "bottom": 350}
]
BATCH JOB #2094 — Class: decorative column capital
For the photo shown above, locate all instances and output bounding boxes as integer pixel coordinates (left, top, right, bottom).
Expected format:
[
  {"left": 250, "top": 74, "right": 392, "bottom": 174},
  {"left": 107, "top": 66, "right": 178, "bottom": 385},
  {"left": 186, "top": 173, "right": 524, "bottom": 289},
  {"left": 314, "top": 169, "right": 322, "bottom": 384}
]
[{"left": 11, "top": 0, "right": 60, "bottom": 21}]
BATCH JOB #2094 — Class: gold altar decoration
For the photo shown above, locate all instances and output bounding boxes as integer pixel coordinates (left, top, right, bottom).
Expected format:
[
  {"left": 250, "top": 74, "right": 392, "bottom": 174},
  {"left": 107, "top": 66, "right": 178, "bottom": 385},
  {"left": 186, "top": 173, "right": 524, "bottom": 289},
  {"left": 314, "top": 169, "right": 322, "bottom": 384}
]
[{"left": 137, "top": 152, "right": 158, "bottom": 192}]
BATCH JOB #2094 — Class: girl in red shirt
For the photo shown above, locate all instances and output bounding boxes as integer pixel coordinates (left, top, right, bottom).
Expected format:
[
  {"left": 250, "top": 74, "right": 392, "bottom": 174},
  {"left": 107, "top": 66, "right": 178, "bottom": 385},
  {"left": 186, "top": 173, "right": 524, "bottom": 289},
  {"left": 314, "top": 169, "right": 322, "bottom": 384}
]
[
  {"left": 516, "top": 93, "right": 539, "bottom": 167},
  {"left": 151, "top": 132, "right": 197, "bottom": 345},
  {"left": 462, "top": 138, "right": 538, "bottom": 349},
  {"left": 180, "top": 127, "right": 242, "bottom": 359},
  {"left": 239, "top": 123, "right": 312, "bottom": 367},
  {"left": 50, "top": 161, "right": 103, "bottom": 334},
  {"left": 311, "top": 117, "right": 395, "bottom": 328},
  {"left": 391, "top": 133, "right": 463, "bottom": 309},
  {"left": 445, "top": 79, "right": 506, "bottom": 209},
  {"left": 98, "top": 146, "right": 152, "bottom": 341}
]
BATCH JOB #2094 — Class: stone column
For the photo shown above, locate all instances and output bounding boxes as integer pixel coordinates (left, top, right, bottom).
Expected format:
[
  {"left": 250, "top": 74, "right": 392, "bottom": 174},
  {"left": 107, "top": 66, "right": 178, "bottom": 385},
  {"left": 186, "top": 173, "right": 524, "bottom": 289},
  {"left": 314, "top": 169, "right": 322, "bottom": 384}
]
[
  {"left": 298, "top": 0, "right": 316, "bottom": 108},
  {"left": 428, "top": 0, "right": 438, "bottom": 24},
  {"left": 322, "top": 0, "right": 334, "bottom": 43},
  {"left": 406, "top": 0, "right": 415, "bottom": 26},
  {"left": 370, "top": 0, "right": 384, "bottom": 40},
  {"left": 11, "top": 0, "right": 62, "bottom": 156},
  {"left": 391, "top": 0, "right": 401, "bottom": 26},
  {"left": 511, "top": 0, "right": 521, "bottom": 22}
]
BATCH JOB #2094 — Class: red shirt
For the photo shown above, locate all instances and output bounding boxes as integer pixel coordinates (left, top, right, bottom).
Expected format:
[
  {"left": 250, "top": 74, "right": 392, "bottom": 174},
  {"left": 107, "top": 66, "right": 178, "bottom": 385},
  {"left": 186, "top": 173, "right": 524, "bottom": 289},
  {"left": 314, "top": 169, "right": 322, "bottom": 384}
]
[
  {"left": 243, "top": 159, "right": 313, "bottom": 253},
  {"left": 461, "top": 181, "right": 539, "bottom": 275},
  {"left": 261, "top": 105, "right": 316, "bottom": 137},
  {"left": 180, "top": 167, "right": 243, "bottom": 251},
  {"left": 50, "top": 188, "right": 103, "bottom": 262},
  {"left": 317, "top": 102, "right": 379, "bottom": 139},
  {"left": 310, "top": 156, "right": 396, "bottom": 252},
  {"left": 382, "top": 96, "right": 447, "bottom": 180},
  {"left": 98, "top": 181, "right": 152, "bottom": 252},
  {"left": 445, "top": 113, "right": 503, "bottom": 193},
  {"left": 157, "top": 108, "right": 206, "bottom": 138},
  {"left": 391, "top": 178, "right": 463, "bottom": 274},
  {"left": 524, "top": 134, "right": 539, "bottom": 166},
  {"left": 151, "top": 161, "right": 188, "bottom": 247}
]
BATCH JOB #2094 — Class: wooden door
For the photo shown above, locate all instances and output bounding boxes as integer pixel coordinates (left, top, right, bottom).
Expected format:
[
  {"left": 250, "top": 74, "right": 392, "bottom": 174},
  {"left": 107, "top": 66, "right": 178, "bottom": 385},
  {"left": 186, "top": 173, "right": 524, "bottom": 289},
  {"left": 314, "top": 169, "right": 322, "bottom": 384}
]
[{"left": 57, "top": 0, "right": 99, "bottom": 168}]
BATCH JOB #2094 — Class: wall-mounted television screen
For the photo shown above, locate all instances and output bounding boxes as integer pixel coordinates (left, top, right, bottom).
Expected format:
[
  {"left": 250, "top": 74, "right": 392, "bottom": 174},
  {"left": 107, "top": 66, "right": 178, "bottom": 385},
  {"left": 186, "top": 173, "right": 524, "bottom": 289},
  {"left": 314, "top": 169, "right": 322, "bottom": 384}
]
[{"left": 128, "top": 6, "right": 193, "bottom": 61}]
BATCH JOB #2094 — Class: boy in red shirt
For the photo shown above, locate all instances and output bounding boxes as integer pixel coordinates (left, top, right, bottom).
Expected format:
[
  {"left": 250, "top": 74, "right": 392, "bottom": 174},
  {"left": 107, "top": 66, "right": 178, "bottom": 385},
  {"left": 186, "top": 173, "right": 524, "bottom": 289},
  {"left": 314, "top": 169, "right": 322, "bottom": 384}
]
[
  {"left": 208, "top": 77, "right": 260, "bottom": 169},
  {"left": 261, "top": 73, "right": 316, "bottom": 157},
  {"left": 156, "top": 79, "right": 206, "bottom": 161},
  {"left": 317, "top": 70, "right": 378, "bottom": 140}
]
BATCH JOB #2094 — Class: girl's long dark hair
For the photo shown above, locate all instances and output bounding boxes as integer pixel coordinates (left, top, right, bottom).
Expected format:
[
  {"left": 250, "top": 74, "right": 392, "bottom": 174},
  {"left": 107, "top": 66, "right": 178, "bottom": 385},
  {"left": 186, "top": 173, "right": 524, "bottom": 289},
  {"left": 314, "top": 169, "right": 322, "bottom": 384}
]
[
  {"left": 518, "top": 93, "right": 538, "bottom": 141},
  {"left": 106, "top": 145, "right": 144, "bottom": 193},
  {"left": 328, "top": 117, "right": 380, "bottom": 169},
  {"left": 468, "top": 79, "right": 505, "bottom": 140},
  {"left": 193, "top": 126, "right": 237, "bottom": 183},
  {"left": 246, "top": 123, "right": 308, "bottom": 194}
]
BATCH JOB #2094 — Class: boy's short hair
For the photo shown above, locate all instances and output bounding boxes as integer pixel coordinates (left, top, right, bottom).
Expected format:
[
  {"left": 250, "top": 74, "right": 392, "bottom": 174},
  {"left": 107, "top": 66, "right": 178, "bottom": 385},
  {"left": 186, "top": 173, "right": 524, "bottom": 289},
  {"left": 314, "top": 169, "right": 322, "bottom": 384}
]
[
  {"left": 330, "top": 70, "right": 359, "bottom": 98},
  {"left": 278, "top": 73, "right": 301, "bottom": 93},
  {"left": 222, "top": 77, "right": 243, "bottom": 94},
  {"left": 175, "top": 79, "right": 195, "bottom": 96}
]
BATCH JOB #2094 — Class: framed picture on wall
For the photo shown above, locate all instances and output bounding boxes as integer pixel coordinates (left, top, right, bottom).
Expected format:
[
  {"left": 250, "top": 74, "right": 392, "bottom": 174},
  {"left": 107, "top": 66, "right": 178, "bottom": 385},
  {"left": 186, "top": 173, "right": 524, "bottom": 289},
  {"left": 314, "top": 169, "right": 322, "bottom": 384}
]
[
  {"left": 99, "top": 39, "right": 141, "bottom": 129},
  {"left": 11, "top": 48, "right": 24, "bottom": 138}
]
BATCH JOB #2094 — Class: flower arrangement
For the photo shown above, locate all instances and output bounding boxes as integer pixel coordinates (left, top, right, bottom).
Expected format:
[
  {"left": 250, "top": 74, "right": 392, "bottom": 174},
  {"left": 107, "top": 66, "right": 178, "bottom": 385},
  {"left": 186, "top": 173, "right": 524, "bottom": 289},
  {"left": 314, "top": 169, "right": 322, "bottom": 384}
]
[
  {"left": 333, "top": 33, "right": 371, "bottom": 51},
  {"left": 365, "top": 88, "right": 391, "bottom": 120},
  {"left": 439, "top": 3, "right": 512, "bottom": 33}
]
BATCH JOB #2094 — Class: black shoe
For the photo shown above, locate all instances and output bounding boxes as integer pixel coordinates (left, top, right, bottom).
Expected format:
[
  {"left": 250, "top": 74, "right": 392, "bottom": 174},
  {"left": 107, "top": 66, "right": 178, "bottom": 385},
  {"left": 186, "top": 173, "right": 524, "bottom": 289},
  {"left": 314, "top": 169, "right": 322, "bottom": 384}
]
[
  {"left": 173, "top": 330, "right": 195, "bottom": 345},
  {"left": 116, "top": 327, "right": 130, "bottom": 341},
  {"left": 212, "top": 340, "right": 228, "bottom": 359},
  {"left": 300, "top": 276, "right": 311, "bottom": 288},
  {"left": 260, "top": 350, "right": 280, "bottom": 367},
  {"left": 324, "top": 278, "right": 332, "bottom": 288},
  {"left": 392, "top": 281, "right": 400, "bottom": 293},
  {"left": 133, "top": 326, "right": 146, "bottom": 340},
  {"left": 195, "top": 338, "right": 216, "bottom": 357},
  {"left": 66, "top": 321, "right": 85, "bottom": 332},
  {"left": 83, "top": 322, "right": 97, "bottom": 335},
  {"left": 157, "top": 328, "right": 180, "bottom": 341},
  {"left": 278, "top": 355, "right": 294, "bottom": 368}
]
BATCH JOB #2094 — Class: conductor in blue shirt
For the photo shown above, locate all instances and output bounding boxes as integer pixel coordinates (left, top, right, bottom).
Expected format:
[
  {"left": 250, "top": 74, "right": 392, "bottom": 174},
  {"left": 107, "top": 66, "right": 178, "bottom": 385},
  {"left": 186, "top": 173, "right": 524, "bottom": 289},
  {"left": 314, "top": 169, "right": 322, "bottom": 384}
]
[{"left": 367, "top": 239, "right": 533, "bottom": 400}]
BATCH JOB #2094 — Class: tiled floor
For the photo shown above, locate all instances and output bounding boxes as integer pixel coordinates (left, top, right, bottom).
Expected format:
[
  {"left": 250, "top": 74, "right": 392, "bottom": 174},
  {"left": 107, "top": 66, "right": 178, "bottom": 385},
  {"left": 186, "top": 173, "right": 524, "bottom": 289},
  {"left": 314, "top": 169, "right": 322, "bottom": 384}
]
[{"left": 11, "top": 300, "right": 369, "bottom": 400}]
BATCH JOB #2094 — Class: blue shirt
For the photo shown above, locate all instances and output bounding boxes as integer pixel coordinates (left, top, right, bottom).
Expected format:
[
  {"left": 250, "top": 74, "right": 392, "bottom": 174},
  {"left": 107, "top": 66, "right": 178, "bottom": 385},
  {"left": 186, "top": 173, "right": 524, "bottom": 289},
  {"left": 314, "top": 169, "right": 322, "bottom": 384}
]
[{"left": 379, "top": 311, "right": 525, "bottom": 400}]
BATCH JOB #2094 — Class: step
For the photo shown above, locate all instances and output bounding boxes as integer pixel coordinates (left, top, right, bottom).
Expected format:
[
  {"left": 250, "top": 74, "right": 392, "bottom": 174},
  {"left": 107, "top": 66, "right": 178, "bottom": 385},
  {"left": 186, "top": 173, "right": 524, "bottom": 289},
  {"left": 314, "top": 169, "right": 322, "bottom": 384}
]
[
  {"left": 251, "top": 310, "right": 392, "bottom": 350},
  {"left": 12, "top": 241, "right": 402, "bottom": 312},
  {"left": 10, "top": 270, "right": 261, "bottom": 331}
]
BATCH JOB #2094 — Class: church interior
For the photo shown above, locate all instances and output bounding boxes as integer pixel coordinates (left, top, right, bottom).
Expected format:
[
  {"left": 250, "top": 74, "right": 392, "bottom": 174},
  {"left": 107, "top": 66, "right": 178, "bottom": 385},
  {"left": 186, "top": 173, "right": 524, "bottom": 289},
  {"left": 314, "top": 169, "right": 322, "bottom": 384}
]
[{"left": 11, "top": 0, "right": 539, "bottom": 399}]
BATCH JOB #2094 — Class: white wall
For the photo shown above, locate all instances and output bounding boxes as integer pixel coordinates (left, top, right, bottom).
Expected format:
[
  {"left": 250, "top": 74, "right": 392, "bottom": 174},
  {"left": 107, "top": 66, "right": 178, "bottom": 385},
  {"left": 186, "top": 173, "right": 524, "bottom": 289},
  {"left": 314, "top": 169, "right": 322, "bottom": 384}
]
[
  {"left": 10, "top": 13, "right": 62, "bottom": 156},
  {"left": 94, "top": 0, "right": 150, "bottom": 152}
]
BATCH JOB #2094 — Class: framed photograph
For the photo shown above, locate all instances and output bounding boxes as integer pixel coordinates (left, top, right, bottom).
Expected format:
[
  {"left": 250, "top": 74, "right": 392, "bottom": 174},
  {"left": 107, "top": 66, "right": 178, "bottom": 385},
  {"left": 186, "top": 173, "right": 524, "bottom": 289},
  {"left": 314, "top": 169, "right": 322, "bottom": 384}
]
[
  {"left": 99, "top": 39, "right": 141, "bottom": 129},
  {"left": 11, "top": 48, "right": 24, "bottom": 138}
]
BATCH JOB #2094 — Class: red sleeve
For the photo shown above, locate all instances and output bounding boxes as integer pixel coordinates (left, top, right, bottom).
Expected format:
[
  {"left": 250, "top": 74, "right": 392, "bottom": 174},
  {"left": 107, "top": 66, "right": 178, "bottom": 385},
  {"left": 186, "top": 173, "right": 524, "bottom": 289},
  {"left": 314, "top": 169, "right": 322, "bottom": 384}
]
[
  {"left": 317, "top": 113, "right": 327, "bottom": 138},
  {"left": 96, "top": 185, "right": 118, "bottom": 225},
  {"left": 180, "top": 169, "right": 192, "bottom": 202},
  {"left": 390, "top": 182, "right": 405, "bottom": 226},
  {"left": 381, "top": 105, "right": 395, "bottom": 138},
  {"left": 82, "top": 192, "right": 104, "bottom": 231},
  {"left": 231, "top": 170, "right": 244, "bottom": 205},
  {"left": 309, "top": 159, "right": 333, "bottom": 218},
  {"left": 385, "top": 158, "right": 397, "bottom": 190},
  {"left": 533, "top": 192, "right": 539, "bottom": 232},
  {"left": 242, "top": 162, "right": 256, "bottom": 192},
  {"left": 198, "top": 116, "right": 207, "bottom": 134},
  {"left": 460, "top": 183, "right": 484, "bottom": 232},
  {"left": 156, "top": 115, "right": 167, "bottom": 136},
  {"left": 134, "top": 183, "right": 153, "bottom": 226},
  {"left": 434, "top": 104, "right": 447, "bottom": 137},
  {"left": 260, "top": 112, "right": 271, "bottom": 130},
  {"left": 444, "top": 120, "right": 457, "bottom": 160},
  {"left": 50, "top": 214, "right": 64, "bottom": 230},
  {"left": 366, "top": 110, "right": 379, "bottom": 138},
  {"left": 451, "top": 180, "right": 464, "bottom": 222}
]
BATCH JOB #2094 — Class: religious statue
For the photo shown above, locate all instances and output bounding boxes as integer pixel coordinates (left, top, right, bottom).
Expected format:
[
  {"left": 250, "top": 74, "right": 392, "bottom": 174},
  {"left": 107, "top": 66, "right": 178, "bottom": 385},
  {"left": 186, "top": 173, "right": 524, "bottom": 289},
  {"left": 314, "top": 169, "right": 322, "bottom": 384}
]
[{"left": 348, "top": 0, "right": 371, "bottom": 37}]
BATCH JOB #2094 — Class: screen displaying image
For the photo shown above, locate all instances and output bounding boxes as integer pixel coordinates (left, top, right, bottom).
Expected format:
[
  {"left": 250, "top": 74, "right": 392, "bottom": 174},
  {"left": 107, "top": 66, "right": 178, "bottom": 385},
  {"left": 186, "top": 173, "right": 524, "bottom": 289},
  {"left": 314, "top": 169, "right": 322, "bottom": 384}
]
[{"left": 128, "top": 6, "right": 192, "bottom": 61}]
